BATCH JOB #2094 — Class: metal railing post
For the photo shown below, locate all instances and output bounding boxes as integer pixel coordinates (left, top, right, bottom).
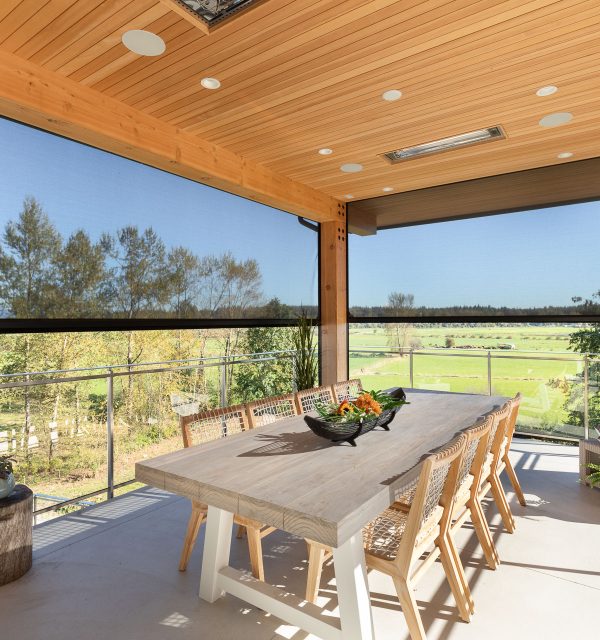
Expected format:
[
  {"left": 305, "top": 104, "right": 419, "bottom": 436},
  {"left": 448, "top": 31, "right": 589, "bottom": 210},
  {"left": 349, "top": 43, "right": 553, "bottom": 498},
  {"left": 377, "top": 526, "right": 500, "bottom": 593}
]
[
  {"left": 220, "top": 360, "right": 227, "bottom": 408},
  {"left": 106, "top": 369, "right": 114, "bottom": 500},
  {"left": 409, "top": 349, "right": 414, "bottom": 388},
  {"left": 584, "top": 355, "right": 589, "bottom": 440},
  {"left": 487, "top": 351, "right": 492, "bottom": 396}
]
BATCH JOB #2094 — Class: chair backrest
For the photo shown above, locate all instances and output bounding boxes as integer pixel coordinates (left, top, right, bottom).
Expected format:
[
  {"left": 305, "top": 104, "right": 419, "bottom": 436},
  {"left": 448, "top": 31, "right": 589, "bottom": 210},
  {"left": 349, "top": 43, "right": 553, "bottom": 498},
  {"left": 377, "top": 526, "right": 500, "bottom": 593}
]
[
  {"left": 180, "top": 404, "right": 249, "bottom": 448},
  {"left": 504, "top": 393, "right": 522, "bottom": 451},
  {"left": 487, "top": 401, "right": 512, "bottom": 467},
  {"left": 246, "top": 393, "right": 299, "bottom": 428},
  {"left": 458, "top": 415, "right": 493, "bottom": 496},
  {"left": 364, "top": 434, "right": 466, "bottom": 567},
  {"left": 295, "top": 385, "right": 335, "bottom": 414},
  {"left": 332, "top": 379, "right": 364, "bottom": 402}
]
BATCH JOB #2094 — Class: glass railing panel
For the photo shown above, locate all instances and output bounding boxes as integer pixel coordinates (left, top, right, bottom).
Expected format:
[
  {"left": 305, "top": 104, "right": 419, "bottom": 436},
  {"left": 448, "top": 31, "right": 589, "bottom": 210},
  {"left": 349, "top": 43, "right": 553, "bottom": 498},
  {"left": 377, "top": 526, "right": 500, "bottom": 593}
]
[
  {"left": 412, "top": 350, "right": 489, "bottom": 395},
  {"left": 349, "top": 349, "right": 411, "bottom": 391}
]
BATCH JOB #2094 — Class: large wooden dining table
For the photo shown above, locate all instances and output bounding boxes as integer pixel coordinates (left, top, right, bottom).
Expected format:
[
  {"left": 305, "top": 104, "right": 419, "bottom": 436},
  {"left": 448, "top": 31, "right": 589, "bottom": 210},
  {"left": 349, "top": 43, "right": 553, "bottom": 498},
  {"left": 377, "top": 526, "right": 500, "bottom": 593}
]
[{"left": 136, "top": 389, "right": 507, "bottom": 640}]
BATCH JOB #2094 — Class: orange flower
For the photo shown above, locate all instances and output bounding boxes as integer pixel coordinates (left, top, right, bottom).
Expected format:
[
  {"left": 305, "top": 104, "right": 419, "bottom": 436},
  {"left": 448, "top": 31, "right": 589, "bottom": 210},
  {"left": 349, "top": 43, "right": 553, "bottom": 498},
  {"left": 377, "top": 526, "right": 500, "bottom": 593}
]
[{"left": 354, "top": 392, "right": 382, "bottom": 415}]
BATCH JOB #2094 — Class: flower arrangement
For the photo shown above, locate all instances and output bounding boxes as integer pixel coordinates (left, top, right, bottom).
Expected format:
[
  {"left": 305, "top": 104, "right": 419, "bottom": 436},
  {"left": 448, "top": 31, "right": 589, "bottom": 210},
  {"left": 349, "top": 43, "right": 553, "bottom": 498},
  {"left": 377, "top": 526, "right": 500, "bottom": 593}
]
[{"left": 315, "top": 389, "right": 408, "bottom": 424}]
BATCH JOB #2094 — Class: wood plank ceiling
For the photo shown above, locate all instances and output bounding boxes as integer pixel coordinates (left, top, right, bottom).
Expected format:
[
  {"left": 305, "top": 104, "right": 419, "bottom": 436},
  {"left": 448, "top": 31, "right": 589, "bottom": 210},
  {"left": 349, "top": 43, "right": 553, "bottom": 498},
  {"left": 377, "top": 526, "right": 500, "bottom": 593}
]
[{"left": 1, "top": 0, "right": 599, "bottom": 207}]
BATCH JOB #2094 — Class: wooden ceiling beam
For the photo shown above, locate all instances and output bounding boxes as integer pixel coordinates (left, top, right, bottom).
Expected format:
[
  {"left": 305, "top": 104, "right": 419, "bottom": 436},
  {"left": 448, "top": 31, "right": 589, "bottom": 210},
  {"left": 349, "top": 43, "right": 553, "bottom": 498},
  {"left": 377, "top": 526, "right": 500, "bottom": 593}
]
[{"left": 0, "top": 50, "right": 339, "bottom": 223}]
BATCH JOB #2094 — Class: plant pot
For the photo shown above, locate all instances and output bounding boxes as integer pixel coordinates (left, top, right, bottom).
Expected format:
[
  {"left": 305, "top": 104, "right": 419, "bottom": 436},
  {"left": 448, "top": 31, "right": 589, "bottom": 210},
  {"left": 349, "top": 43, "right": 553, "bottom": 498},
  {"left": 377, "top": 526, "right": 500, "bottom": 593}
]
[{"left": 0, "top": 473, "right": 16, "bottom": 499}]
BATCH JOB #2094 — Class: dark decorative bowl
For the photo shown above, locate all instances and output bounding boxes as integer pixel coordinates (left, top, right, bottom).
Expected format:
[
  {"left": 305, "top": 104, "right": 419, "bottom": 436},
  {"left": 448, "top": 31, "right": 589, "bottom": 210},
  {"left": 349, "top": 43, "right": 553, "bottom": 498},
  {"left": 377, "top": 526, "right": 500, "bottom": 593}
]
[{"left": 304, "top": 388, "right": 406, "bottom": 446}]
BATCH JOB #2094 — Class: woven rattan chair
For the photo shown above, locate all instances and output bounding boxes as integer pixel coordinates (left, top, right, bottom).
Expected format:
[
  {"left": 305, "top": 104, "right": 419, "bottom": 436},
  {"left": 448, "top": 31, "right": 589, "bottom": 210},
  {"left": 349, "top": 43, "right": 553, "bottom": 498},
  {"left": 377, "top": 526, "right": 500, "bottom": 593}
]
[
  {"left": 446, "top": 415, "right": 497, "bottom": 614},
  {"left": 497, "top": 393, "right": 526, "bottom": 506},
  {"left": 305, "top": 435, "right": 472, "bottom": 638},
  {"left": 295, "top": 385, "right": 335, "bottom": 414},
  {"left": 178, "top": 404, "right": 271, "bottom": 580},
  {"left": 246, "top": 393, "right": 299, "bottom": 428},
  {"left": 478, "top": 401, "right": 517, "bottom": 534},
  {"left": 332, "top": 378, "right": 364, "bottom": 402}
]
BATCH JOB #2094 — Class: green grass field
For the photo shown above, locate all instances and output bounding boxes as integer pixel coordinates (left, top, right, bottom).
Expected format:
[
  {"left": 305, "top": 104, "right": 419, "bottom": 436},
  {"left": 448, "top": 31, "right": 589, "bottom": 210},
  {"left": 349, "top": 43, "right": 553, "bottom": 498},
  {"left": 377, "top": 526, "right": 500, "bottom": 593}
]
[{"left": 349, "top": 325, "right": 586, "bottom": 438}]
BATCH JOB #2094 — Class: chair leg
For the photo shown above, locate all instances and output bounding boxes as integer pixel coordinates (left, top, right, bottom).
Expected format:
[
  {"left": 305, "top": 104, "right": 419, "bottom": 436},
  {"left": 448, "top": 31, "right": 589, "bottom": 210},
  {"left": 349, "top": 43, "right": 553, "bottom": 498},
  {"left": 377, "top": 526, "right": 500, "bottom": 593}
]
[
  {"left": 469, "top": 499, "right": 499, "bottom": 569},
  {"left": 490, "top": 472, "right": 516, "bottom": 533},
  {"left": 246, "top": 525, "right": 265, "bottom": 581},
  {"left": 305, "top": 542, "right": 327, "bottom": 603},
  {"left": 179, "top": 503, "right": 206, "bottom": 572},
  {"left": 503, "top": 455, "right": 526, "bottom": 506},
  {"left": 392, "top": 577, "right": 427, "bottom": 640},
  {"left": 236, "top": 524, "right": 246, "bottom": 539},
  {"left": 437, "top": 534, "right": 473, "bottom": 621}
]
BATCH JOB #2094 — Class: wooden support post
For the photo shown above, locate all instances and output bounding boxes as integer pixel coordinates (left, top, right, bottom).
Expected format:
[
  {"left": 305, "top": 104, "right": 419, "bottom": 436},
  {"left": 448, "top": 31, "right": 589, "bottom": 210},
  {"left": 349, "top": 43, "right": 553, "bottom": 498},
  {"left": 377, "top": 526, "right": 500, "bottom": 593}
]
[{"left": 320, "top": 203, "right": 348, "bottom": 385}]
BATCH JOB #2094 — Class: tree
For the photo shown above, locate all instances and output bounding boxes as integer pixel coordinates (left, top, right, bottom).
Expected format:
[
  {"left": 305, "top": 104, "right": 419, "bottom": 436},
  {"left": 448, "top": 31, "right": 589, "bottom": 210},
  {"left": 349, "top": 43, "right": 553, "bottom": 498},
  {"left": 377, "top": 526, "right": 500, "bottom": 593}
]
[
  {"left": 563, "top": 291, "right": 600, "bottom": 430},
  {"left": 0, "top": 197, "right": 62, "bottom": 317},
  {"left": 233, "top": 327, "right": 293, "bottom": 402},
  {"left": 52, "top": 230, "right": 107, "bottom": 317},
  {"left": 100, "top": 226, "right": 170, "bottom": 318},
  {"left": 197, "top": 252, "right": 263, "bottom": 318},
  {"left": 101, "top": 226, "right": 171, "bottom": 420},
  {"left": 167, "top": 246, "right": 200, "bottom": 319},
  {"left": 385, "top": 291, "right": 415, "bottom": 354}
]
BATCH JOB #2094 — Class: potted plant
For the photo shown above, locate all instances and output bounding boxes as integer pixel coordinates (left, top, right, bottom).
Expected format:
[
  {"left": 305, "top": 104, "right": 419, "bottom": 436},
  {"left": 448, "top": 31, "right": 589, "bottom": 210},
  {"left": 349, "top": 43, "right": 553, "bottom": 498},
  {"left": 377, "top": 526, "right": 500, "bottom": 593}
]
[
  {"left": 0, "top": 455, "right": 16, "bottom": 499},
  {"left": 587, "top": 463, "right": 600, "bottom": 488},
  {"left": 292, "top": 311, "right": 317, "bottom": 391}
]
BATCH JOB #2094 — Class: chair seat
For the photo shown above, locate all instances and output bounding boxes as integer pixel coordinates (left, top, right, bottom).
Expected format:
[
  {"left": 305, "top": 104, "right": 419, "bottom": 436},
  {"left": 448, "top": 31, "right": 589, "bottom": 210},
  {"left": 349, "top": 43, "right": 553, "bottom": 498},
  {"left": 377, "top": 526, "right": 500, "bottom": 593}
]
[{"left": 364, "top": 505, "right": 444, "bottom": 561}]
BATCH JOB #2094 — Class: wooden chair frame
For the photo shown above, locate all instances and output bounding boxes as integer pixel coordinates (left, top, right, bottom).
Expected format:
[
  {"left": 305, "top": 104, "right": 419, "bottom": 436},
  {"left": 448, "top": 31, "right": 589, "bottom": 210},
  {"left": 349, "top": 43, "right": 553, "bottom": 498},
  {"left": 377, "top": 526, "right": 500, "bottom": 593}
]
[
  {"left": 447, "top": 415, "right": 496, "bottom": 616},
  {"left": 497, "top": 393, "right": 526, "bottom": 506},
  {"left": 332, "top": 378, "right": 364, "bottom": 402},
  {"left": 246, "top": 393, "right": 299, "bottom": 428},
  {"left": 295, "top": 385, "right": 335, "bottom": 414},
  {"left": 178, "top": 404, "right": 272, "bottom": 580},
  {"left": 305, "top": 435, "right": 472, "bottom": 640},
  {"left": 478, "top": 401, "right": 517, "bottom": 534}
]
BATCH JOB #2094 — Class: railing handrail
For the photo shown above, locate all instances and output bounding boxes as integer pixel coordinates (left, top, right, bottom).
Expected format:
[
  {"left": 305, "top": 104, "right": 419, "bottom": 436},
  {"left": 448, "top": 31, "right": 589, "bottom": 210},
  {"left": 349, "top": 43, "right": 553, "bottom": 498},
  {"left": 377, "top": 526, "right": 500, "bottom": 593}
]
[
  {"left": 348, "top": 346, "right": 600, "bottom": 362},
  {"left": 0, "top": 349, "right": 297, "bottom": 384},
  {"left": 349, "top": 345, "right": 600, "bottom": 357}
]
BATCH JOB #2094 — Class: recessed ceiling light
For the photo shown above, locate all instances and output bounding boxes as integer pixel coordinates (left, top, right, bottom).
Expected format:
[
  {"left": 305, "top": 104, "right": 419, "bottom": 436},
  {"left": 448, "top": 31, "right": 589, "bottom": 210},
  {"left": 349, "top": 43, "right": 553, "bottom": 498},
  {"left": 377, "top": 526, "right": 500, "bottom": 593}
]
[
  {"left": 536, "top": 85, "right": 558, "bottom": 97},
  {"left": 539, "top": 112, "right": 573, "bottom": 127},
  {"left": 382, "top": 187, "right": 394, "bottom": 192},
  {"left": 201, "top": 77, "right": 221, "bottom": 90},
  {"left": 382, "top": 89, "right": 402, "bottom": 102},
  {"left": 121, "top": 30, "right": 166, "bottom": 56},
  {"left": 557, "top": 152, "right": 573, "bottom": 159},
  {"left": 340, "top": 163, "right": 363, "bottom": 173},
  {"left": 318, "top": 148, "right": 333, "bottom": 155},
  {"left": 344, "top": 194, "right": 354, "bottom": 199}
]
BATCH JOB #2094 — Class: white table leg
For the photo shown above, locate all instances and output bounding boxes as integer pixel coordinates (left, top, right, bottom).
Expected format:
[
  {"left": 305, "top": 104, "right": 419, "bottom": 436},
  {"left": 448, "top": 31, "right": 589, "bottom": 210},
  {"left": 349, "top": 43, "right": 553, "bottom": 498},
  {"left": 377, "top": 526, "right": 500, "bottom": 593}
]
[
  {"left": 332, "top": 533, "right": 375, "bottom": 640},
  {"left": 199, "top": 505, "right": 234, "bottom": 602}
]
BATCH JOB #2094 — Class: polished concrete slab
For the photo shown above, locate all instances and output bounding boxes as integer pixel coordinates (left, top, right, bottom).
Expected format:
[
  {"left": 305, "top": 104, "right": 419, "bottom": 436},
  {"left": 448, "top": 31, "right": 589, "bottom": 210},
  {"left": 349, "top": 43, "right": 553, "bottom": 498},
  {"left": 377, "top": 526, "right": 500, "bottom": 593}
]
[{"left": 1, "top": 439, "right": 598, "bottom": 640}]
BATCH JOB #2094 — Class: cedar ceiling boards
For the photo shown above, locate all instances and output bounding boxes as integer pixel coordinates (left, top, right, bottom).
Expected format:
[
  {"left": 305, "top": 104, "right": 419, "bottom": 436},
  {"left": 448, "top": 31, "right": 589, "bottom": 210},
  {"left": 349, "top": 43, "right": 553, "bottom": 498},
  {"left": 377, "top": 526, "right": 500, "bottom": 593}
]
[{"left": 0, "top": 0, "right": 599, "bottom": 213}]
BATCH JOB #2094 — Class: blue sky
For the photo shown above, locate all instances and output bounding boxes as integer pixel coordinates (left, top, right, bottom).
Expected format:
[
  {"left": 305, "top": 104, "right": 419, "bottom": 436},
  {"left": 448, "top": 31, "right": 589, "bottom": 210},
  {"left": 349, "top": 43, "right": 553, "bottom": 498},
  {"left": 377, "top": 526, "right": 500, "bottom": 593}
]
[
  {"left": 350, "top": 199, "right": 600, "bottom": 308},
  {"left": 1, "top": 116, "right": 598, "bottom": 311},
  {"left": 0, "top": 117, "right": 318, "bottom": 307}
]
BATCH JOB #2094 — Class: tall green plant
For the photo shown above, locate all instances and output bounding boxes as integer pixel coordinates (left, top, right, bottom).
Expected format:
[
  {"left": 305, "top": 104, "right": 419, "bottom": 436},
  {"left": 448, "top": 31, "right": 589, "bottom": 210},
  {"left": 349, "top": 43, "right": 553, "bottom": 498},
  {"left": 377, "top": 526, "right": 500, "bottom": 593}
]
[{"left": 292, "top": 313, "right": 317, "bottom": 391}]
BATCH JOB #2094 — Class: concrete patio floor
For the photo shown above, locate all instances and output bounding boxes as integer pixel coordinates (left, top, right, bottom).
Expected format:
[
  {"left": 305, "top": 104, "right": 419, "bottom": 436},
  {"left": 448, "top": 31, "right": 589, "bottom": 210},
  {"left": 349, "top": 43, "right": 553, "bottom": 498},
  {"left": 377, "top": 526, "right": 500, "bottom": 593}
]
[{"left": 1, "top": 438, "right": 598, "bottom": 640}]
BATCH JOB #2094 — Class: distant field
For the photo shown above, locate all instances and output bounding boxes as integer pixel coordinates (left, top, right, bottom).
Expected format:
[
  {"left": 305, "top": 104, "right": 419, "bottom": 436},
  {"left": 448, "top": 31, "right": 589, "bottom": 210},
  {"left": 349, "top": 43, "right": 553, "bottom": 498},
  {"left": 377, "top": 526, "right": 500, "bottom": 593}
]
[
  {"left": 349, "top": 325, "right": 574, "bottom": 352},
  {"left": 349, "top": 324, "right": 585, "bottom": 438}
]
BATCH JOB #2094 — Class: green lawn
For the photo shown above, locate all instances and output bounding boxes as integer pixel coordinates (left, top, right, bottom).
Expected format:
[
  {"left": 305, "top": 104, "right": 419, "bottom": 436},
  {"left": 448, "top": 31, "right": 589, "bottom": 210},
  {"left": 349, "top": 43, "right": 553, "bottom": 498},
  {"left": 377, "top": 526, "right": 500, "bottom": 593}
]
[{"left": 349, "top": 324, "right": 585, "bottom": 439}]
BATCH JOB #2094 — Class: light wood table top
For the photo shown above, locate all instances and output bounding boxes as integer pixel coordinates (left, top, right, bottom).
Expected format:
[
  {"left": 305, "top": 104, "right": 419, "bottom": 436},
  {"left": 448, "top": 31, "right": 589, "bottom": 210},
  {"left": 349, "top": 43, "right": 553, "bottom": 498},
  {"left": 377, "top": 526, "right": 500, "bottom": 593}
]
[{"left": 136, "top": 389, "right": 507, "bottom": 547}]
